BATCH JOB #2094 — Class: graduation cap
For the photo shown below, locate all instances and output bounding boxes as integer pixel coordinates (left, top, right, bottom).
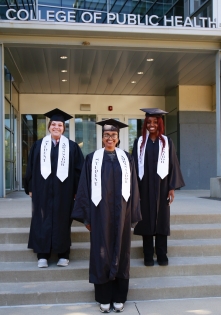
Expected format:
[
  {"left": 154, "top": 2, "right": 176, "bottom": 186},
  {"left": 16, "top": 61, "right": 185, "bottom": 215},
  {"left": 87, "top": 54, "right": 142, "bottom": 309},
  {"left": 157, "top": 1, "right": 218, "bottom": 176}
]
[
  {"left": 140, "top": 108, "right": 168, "bottom": 117},
  {"left": 44, "top": 108, "right": 73, "bottom": 122},
  {"left": 96, "top": 118, "right": 128, "bottom": 132}
]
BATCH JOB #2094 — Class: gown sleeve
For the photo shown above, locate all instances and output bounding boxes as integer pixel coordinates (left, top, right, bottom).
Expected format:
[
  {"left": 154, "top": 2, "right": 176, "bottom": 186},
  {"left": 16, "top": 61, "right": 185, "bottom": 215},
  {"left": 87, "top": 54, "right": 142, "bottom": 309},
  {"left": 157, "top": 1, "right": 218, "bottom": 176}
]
[
  {"left": 128, "top": 153, "right": 142, "bottom": 225},
  {"left": 131, "top": 138, "right": 139, "bottom": 177},
  {"left": 168, "top": 138, "right": 185, "bottom": 190},
  {"left": 24, "top": 142, "right": 37, "bottom": 195},
  {"left": 71, "top": 154, "right": 92, "bottom": 224},
  {"left": 72, "top": 142, "right": 85, "bottom": 195}
]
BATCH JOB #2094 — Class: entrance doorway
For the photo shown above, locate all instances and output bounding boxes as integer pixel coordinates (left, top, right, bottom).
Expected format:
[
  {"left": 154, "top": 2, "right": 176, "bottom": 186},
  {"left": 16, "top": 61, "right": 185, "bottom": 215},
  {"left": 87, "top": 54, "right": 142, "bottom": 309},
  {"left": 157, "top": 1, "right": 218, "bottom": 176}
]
[{"left": 5, "top": 67, "right": 19, "bottom": 193}]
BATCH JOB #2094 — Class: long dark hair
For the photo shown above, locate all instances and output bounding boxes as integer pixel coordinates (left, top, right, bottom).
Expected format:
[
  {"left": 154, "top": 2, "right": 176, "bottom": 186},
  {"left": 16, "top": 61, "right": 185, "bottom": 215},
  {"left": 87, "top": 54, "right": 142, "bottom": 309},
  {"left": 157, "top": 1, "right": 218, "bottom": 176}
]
[{"left": 140, "top": 116, "right": 165, "bottom": 154}]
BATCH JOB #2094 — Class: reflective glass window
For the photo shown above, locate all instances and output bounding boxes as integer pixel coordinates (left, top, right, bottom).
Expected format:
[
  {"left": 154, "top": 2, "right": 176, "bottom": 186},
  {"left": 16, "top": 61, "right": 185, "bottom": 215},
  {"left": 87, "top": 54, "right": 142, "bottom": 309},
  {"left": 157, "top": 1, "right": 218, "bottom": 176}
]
[
  {"left": 5, "top": 129, "right": 11, "bottom": 161},
  {"left": 75, "top": 115, "right": 96, "bottom": 157},
  {"left": 5, "top": 100, "right": 10, "bottom": 129},
  {"left": 38, "top": 0, "right": 61, "bottom": 6},
  {"left": 128, "top": 118, "right": 144, "bottom": 154},
  {"left": 190, "top": 0, "right": 209, "bottom": 15},
  {"left": 4, "top": 69, "right": 10, "bottom": 100},
  {"left": 22, "top": 114, "right": 46, "bottom": 188},
  {"left": 63, "top": 120, "right": 70, "bottom": 138},
  {"left": 14, "top": 110, "right": 18, "bottom": 163},
  {"left": 5, "top": 161, "right": 11, "bottom": 190}
]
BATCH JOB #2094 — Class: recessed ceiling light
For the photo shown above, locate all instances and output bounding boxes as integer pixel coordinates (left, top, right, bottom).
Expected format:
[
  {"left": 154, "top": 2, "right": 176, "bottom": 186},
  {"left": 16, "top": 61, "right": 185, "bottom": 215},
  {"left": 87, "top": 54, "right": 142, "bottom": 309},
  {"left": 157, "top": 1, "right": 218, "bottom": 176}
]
[
  {"left": 62, "top": 79, "right": 67, "bottom": 82},
  {"left": 131, "top": 81, "right": 136, "bottom": 84},
  {"left": 60, "top": 56, "right": 67, "bottom": 59},
  {"left": 137, "top": 72, "right": 143, "bottom": 75},
  {"left": 146, "top": 58, "right": 154, "bottom": 62},
  {"left": 61, "top": 70, "right": 67, "bottom": 73}
]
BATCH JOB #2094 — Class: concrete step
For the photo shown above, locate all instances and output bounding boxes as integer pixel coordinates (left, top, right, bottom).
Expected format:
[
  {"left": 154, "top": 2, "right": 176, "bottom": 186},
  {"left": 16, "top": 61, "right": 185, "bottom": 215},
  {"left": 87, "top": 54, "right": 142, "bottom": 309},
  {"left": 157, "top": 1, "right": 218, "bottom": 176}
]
[
  {"left": 1, "top": 239, "right": 221, "bottom": 262},
  {"left": 0, "top": 218, "right": 82, "bottom": 228},
  {"left": 1, "top": 223, "right": 221, "bottom": 244},
  {"left": 1, "top": 213, "right": 221, "bottom": 228},
  {"left": 1, "top": 275, "right": 221, "bottom": 306},
  {"left": 1, "top": 256, "right": 221, "bottom": 283},
  {"left": 169, "top": 223, "right": 221, "bottom": 239},
  {"left": 0, "top": 227, "right": 90, "bottom": 244}
]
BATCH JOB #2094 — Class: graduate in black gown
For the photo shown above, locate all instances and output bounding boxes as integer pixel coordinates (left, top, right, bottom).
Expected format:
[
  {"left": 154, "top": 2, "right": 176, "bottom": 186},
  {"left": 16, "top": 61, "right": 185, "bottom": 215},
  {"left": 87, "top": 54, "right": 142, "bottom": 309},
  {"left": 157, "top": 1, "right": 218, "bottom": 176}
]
[
  {"left": 72, "top": 119, "right": 141, "bottom": 313},
  {"left": 24, "top": 108, "right": 84, "bottom": 268},
  {"left": 132, "top": 108, "right": 185, "bottom": 267}
]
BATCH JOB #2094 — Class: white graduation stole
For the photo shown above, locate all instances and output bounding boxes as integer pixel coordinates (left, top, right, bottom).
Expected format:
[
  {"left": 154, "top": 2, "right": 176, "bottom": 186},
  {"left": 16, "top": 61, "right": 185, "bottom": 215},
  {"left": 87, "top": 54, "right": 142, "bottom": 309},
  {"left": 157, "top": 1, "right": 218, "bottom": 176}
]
[
  {"left": 40, "top": 134, "right": 69, "bottom": 182},
  {"left": 91, "top": 148, "right": 130, "bottom": 206},
  {"left": 137, "top": 134, "right": 169, "bottom": 180}
]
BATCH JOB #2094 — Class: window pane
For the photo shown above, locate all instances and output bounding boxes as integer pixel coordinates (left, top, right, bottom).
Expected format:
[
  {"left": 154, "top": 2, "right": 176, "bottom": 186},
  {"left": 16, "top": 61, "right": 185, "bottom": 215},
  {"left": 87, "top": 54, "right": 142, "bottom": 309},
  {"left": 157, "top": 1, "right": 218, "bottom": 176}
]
[
  {"left": 128, "top": 118, "right": 144, "bottom": 154},
  {"left": 63, "top": 120, "right": 69, "bottom": 138},
  {"left": 5, "top": 128, "right": 11, "bottom": 161},
  {"left": 5, "top": 100, "right": 10, "bottom": 129},
  {"left": 14, "top": 111, "right": 18, "bottom": 189},
  {"left": 22, "top": 114, "right": 46, "bottom": 188},
  {"left": 75, "top": 115, "right": 96, "bottom": 157},
  {"left": 4, "top": 68, "right": 10, "bottom": 100},
  {"left": 5, "top": 161, "right": 11, "bottom": 190},
  {"left": 14, "top": 110, "right": 18, "bottom": 163}
]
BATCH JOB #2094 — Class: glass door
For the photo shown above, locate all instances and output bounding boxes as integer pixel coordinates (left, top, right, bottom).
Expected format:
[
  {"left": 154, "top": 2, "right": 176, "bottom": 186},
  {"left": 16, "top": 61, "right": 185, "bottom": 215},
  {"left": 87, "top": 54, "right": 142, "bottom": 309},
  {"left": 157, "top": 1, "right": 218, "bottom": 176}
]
[
  {"left": 125, "top": 115, "right": 144, "bottom": 154},
  {"left": 96, "top": 115, "right": 125, "bottom": 150},
  {"left": 5, "top": 104, "right": 19, "bottom": 192},
  {"left": 74, "top": 115, "right": 97, "bottom": 157}
]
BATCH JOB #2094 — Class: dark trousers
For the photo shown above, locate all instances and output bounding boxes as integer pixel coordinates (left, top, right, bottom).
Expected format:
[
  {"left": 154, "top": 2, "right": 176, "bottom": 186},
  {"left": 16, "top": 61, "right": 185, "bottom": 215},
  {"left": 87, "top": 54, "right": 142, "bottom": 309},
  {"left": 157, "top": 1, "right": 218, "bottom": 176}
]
[
  {"left": 94, "top": 278, "right": 129, "bottom": 304},
  {"left": 37, "top": 248, "right": 70, "bottom": 260},
  {"left": 142, "top": 234, "right": 167, "bottom": 256}
]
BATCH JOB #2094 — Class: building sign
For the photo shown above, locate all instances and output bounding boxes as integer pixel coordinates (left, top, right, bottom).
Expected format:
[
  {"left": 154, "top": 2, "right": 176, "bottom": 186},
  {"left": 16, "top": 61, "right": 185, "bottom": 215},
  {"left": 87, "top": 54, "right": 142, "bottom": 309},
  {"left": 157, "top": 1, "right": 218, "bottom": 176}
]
[{"left": 5, "top": 9, "right": 217, "bottom": 28}]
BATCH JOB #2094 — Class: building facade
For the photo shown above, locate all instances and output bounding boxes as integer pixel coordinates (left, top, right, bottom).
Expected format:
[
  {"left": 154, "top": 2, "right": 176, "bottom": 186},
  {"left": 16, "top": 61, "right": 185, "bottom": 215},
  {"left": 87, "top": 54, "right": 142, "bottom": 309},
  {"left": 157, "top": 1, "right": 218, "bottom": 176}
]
[{"left": 0, "top": 0, "right": 221, "bottom": 197}]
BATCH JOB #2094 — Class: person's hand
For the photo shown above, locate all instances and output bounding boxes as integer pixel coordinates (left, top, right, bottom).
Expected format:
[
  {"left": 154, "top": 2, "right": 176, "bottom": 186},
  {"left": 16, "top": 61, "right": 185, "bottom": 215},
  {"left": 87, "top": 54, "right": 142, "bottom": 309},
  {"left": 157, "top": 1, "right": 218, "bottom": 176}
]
[
  {"left": 29, "top": 192, "right": 32, "bottom": 197},
  {"left": 167, "top": 190, "right": 174, "bottom": 205},
  {"left": 85, "top": 224, "right": 91, "bottom": 231}
]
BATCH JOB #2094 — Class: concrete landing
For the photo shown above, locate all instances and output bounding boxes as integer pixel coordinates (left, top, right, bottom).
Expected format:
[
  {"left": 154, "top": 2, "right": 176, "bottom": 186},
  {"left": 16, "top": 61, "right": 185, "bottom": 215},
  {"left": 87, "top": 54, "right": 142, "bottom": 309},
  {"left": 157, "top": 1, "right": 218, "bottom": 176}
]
[{"left": 0, "top": 297, "right": 221, "bottom": 315}]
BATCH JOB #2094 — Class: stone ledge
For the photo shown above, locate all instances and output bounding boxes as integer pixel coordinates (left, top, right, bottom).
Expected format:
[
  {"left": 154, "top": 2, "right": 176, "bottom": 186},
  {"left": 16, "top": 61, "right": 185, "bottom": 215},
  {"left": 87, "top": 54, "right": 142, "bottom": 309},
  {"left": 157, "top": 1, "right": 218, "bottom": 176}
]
[{"left": 210, "top": 177, "right": 221, "bottom": 198}]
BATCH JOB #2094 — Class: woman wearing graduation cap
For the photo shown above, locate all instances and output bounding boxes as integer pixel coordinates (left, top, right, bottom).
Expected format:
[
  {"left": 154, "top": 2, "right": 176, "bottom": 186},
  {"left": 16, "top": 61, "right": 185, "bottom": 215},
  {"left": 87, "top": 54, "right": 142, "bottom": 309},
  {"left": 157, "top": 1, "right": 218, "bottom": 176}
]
[
  {"left": 72, "top": 119, "right": 141, "bottom": 313},
  {"left": 132, "top": 108, "right": 185, "bottom": 267},
  {"left": 24, "top": 108, "right": 84, "bottom": 268}
]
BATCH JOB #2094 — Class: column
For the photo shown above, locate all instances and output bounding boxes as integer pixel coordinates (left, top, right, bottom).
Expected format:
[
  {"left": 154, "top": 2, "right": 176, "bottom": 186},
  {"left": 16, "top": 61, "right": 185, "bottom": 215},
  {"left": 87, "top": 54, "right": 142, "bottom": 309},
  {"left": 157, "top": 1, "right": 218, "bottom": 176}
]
[
  {"left": 213, "top": 0, "right": 221, "bottom": 28},
  {"left": 210, "top": 50, "right": 221, "bottom": 197},
  {"left": 216, "top": 51, "right": 221, "bottom": 176},
  {"left": 0, "top": 44, "right": 5, "bottom": 197}
]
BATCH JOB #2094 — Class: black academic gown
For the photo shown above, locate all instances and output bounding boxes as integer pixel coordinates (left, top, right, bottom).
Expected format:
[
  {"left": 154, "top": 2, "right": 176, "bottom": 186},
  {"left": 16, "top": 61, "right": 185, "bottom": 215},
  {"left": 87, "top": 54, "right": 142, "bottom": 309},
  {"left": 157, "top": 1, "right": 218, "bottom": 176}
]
[
  {"left": 24, "top": 138, "right": 84, "bottom": 254},
  {"left": 72, "top": 151, "right": 141, "bottom": 285},
  {"left": 132, "top": 137, "right": 185, "bottom": 236}
]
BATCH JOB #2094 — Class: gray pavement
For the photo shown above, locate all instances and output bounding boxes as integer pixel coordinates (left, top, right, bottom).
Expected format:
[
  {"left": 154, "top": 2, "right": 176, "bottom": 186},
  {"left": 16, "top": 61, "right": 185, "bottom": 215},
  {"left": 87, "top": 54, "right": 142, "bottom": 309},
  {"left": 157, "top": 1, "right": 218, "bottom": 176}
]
[
  {"left": 0, "top": 298, "right": 221, "bottom": 315},
  {"left": 1, "top": 190, "right": 220, "bottom": 218},
  {"left": 0, "top": 190, "right": 221, "bottom": 314}
]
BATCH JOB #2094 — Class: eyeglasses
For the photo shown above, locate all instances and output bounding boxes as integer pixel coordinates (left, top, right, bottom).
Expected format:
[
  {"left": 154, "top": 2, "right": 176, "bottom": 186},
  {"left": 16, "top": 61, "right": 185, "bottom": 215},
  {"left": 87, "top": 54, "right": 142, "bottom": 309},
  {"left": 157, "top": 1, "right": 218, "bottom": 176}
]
[{"left": 103, "top": 133, "right": 118, "bottom": 139}]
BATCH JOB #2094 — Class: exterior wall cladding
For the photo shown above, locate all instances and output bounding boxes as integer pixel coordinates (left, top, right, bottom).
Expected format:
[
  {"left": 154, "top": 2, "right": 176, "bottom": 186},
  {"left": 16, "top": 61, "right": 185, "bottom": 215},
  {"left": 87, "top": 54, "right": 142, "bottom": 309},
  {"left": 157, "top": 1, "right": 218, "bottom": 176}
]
[{"left": 179, "top": 111, "right": 216, "bottom": 190}]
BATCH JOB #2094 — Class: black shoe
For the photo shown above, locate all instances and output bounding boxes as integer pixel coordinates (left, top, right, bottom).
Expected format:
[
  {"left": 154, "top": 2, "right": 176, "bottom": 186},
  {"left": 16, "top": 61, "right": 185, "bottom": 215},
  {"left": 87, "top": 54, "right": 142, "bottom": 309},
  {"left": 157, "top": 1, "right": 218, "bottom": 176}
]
[
  {"left": 157, "top": 254, "right": 168, "bottom": 266},
  {"left": 144, "top": 255, "right": 154, "bottom": 266}
]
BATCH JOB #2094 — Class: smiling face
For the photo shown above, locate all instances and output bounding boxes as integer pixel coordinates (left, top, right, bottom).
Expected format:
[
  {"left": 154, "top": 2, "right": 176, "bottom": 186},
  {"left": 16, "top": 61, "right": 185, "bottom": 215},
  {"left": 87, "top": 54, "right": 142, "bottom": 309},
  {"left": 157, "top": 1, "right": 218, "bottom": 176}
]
[
  {"left": 102, "top": 131, "right": 119, "bottom": 151},
  {"left": 146, "top": 116, "right": 159, "bottom": 137},
  {"left": 48, "top": 121, "right": 64, "bottom": 140}
]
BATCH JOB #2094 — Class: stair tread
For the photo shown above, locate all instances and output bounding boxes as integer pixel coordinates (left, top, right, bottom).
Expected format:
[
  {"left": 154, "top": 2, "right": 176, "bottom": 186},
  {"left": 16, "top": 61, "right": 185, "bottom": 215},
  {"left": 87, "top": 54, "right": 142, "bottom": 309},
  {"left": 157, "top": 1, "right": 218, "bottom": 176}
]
[
  {"left": 1, "top": 238, "right": 221, "bottom": 250},
  {"left": 0, "top": 226, "right": 88, "bottom": 233},
  {"left": 1, "top": 223, "right": 221, "bottom": 233},
  {"left": 1, "top": 275, "right": 221, "bottom": 294},
  {"left": 0, "top": 256, "right": 221, "bottom": 271}
]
